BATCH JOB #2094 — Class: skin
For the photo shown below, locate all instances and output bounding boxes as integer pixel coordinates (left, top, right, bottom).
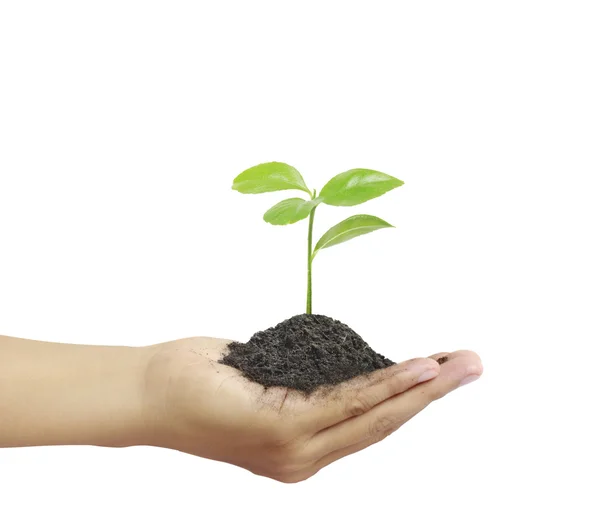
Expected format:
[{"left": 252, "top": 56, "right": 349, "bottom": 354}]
[{"left": 0, "top": 334, "right": 483, "bottom": 483}]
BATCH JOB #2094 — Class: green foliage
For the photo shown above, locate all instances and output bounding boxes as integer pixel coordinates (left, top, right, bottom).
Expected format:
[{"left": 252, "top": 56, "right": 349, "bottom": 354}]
[
  {"left": 263, "top": 198, "right": 321, "bottom": 225},
  {"left": 232, "top": 162, "right": 311, "bottom": 194},
  {"left": 319, "top": 169, "right": 404, "bottom": 206},
  {"left": 232, "top": 162, "right": 403, "bottom": 313},
  {"left": 313, "top": 215, "right": 393, "bottom": 257}
]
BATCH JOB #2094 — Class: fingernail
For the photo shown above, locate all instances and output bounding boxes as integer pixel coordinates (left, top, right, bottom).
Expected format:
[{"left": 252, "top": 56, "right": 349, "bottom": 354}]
[
  {"left": 417, "top": 369, "right": 438, "bottom": 383},
  {"left": 459, "top": 374, "right": 480, "bottom": 387}
]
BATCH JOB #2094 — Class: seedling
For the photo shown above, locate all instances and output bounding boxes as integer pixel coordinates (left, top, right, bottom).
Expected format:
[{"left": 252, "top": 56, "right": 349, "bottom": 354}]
[{"left": 232, "top": 162, "right": 404, "bottom": 314}]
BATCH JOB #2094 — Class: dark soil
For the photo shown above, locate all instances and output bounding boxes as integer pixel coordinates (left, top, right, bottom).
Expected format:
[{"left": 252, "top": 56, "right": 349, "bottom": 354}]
[
  {"left": 437, "top": 355, "right": 449, "bottom": 365},
  {"left": 220, "top": 314, "right": 395, "bottom": 393}
]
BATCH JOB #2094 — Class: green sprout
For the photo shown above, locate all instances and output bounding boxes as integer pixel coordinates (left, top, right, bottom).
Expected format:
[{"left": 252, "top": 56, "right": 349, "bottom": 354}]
[{"left": 232, "top": 162, "right": 404, "bottom": 314}]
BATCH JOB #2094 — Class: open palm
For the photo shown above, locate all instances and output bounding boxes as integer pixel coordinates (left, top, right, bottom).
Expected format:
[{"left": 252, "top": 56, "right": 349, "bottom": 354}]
[{"left": 141, "top": 336, "right": 482, "bottom": 483}]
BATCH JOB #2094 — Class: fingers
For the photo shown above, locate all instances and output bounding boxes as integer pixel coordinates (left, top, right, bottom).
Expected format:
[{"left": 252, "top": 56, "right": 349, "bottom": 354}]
[
  {"left": 314, "top": 429, "right": 389, "bottom": 472},
  {"left": 431, "top": 352, "right": 450, "bottom": 363},
  {"left": 305, "top": 350, "right": 482, "bottom": 459},
  {"left": 303, "top": 357, "right": 441, "bottom": 433},
  {"left": 277, "top": 433, "right": 386, "bottom": 483}
]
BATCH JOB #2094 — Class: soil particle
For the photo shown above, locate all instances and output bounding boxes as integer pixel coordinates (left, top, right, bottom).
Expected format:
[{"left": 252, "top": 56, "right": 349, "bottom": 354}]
[
  {"left": 220, "top": 314, "right": 395, "bottom": 394},
  {"left": 437, "top": 355, "right": 449, "bottom": 365}
]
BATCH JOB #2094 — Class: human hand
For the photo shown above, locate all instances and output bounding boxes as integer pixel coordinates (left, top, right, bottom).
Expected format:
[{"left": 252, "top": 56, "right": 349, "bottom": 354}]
[{"left": 141, "top": 337, "right": 483, "bottom": 483}]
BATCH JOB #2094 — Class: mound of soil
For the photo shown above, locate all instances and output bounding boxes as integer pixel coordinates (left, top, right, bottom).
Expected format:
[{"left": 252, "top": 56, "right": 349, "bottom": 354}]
[{"left": 220, "top": 314, "right": 395, "bottom": 393}]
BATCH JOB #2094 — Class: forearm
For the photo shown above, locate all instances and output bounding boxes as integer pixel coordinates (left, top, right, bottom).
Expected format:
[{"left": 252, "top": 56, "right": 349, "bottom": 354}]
[{"left": 0, "top": 335, "right": 152, "bottom": 448}]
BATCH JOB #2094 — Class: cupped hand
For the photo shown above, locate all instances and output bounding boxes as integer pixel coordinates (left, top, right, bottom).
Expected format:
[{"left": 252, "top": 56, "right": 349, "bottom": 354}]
[{"left": 140, "top": 337, "right": 482, "bottom": 483}]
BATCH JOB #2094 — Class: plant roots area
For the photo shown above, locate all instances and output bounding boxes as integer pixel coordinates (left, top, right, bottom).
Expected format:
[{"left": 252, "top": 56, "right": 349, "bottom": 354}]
[{"left": 221, "top": 314, "right": 395, "bottom": 393}]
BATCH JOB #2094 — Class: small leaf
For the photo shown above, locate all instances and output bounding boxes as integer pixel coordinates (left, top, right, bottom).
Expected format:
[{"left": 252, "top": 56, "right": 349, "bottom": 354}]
[
  {"left": 263, "top": 198, "right": 320, "bottom": 225},
  {"left": 318, "top": 169, "right": 403, "bottom": 206},
  {"left": 233, "top": 162, "right": 311, "bottom": 195},
  {"left": 313, "top": 215, "right": 393, "bottom": 257}
]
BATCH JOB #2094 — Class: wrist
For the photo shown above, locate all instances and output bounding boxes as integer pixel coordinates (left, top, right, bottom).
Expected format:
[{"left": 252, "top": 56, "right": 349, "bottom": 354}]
[
  {"left": 94, "top": 344, "right": 157, "bottom": 448},
  {"left": 137, "top": 340, "right": 187, "bottom": 450}
]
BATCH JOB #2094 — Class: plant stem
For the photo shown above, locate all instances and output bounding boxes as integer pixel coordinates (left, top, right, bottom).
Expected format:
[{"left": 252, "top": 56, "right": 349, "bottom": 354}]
[{"left": 306, "top": 191, "right": 317, "bottom": 314}]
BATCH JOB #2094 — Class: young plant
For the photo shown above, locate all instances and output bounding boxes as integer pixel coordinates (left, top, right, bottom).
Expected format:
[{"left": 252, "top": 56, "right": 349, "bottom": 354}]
[{"left": 232, "top": 162, "right": 404, "bottom": 314}]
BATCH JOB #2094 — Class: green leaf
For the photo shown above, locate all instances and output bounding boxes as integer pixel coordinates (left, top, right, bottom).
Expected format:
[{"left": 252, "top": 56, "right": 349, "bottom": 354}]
[
  {"left": 313, "top": 215, "right": 394, "bottom": 257},
  {"left": 263, "top": 198, "right": 321, "bottom": 225},
  {"left": 232, "top": 162, "right": 311, "bottom": 195},
  {"left": 318, "top": 169, "right": 403, "bottom": 206}
]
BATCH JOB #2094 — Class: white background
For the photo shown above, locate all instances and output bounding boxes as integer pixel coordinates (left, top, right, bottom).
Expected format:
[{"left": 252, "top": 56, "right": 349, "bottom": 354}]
[{"left": 1, "top": 1, "right": 599, "bottom": 531}]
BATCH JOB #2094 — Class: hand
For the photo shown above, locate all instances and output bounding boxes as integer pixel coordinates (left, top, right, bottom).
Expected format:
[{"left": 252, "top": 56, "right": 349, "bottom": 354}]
[{"left": 141, "top": 337, "right": 482, "bottom": 483}]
